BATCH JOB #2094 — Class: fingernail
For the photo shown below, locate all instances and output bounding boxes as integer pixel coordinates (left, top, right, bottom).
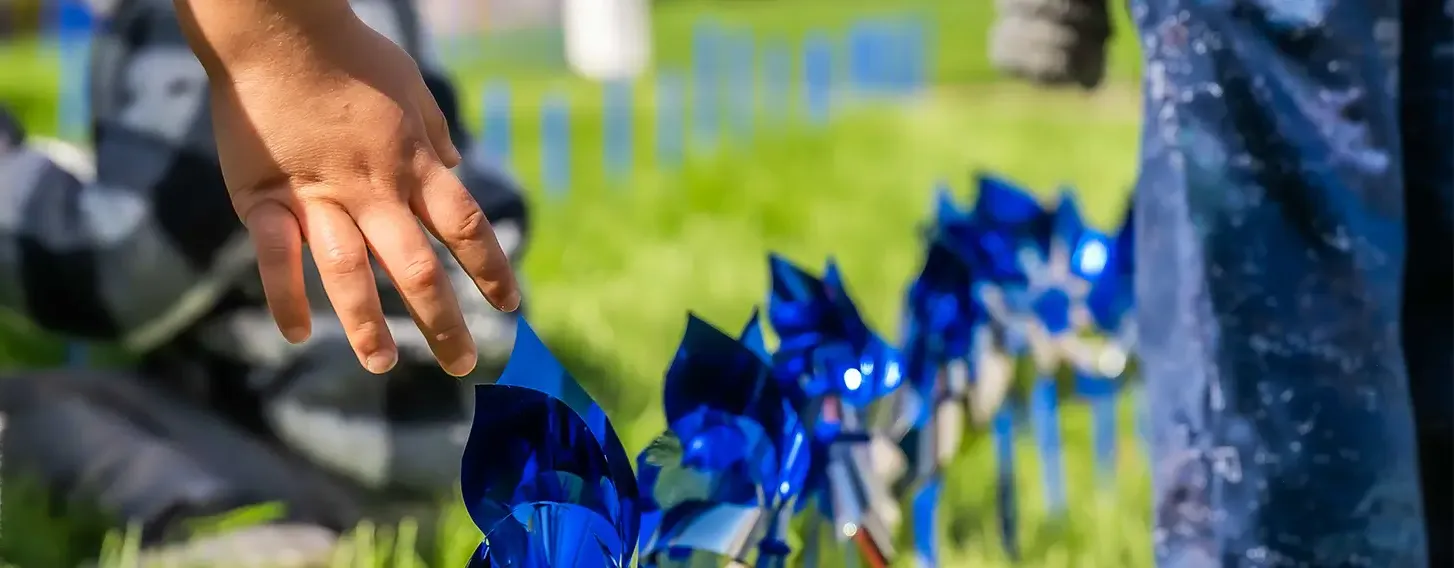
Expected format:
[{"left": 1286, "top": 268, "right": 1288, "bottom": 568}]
[
  {"left": 282, "top": 326, "right": 310, "bottom": 344},
  {"left": 364, "top": 350, "right": 398, "bottom": 374},
  {"left": 444, "top": 347, "right": 478, "bottom": 378},
  {"left": 500, "top": 288, "right": 522, "bottom": 313}
]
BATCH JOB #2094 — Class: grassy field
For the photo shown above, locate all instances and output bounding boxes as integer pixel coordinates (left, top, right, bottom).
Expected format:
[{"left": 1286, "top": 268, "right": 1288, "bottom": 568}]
[{"left": 0, "top": 0, "right": 1152, "bottom": 566}]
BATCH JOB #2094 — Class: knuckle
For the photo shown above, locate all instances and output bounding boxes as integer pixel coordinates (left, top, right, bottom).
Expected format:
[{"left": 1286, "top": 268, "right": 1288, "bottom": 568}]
[
  {"left": 253, "top": 233, "right": 296, "bottom": 263},
  {"left": 395, "top": 255, "right": 445, "bottom": 293},
  {"left": 446, "top": 207, "right": 489, "bottom": 242},
  {"left": 349, "top": 318, "right": 389, "bottom": 350},
  {"left": 319, "top": 246, "right": 369, "bottom": 276}
]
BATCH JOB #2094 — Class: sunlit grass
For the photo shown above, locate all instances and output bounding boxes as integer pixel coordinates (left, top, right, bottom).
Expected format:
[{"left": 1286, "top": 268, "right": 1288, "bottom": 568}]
[{"left": 0, "top": 0, "right": 1152, "bottom": 565}]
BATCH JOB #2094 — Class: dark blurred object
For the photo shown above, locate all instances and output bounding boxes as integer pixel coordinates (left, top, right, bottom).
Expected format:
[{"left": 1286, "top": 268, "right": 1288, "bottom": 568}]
[
  {"left": 0, "top": 102, "right": 23, "bottom": 148},
  {"left": 0, "top": 0, "right": 44, "bottom": 36},
  {"left": 0, "top": 369, "right": 365, "bottom": 542},
  {"left": 989, "top": 0, "right": 1112, "bottom": 89}
]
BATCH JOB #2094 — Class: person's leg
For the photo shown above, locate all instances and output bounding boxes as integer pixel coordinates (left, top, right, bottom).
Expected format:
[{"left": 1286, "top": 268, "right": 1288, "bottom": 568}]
[
  {"left": 1400, "top": 1, "right": 1454, "bottom": 563},
  {"left": 1133, "top": 1, "right": 1429, "bottom": 565},
  {"left": 0, "top": 369, "right": 363, "bottom": 541}
]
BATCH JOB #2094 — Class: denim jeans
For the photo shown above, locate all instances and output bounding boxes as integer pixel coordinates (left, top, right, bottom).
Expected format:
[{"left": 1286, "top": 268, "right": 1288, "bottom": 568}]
[{"left": 1132, "top": 0, "right": 1452, "bottom": 565}]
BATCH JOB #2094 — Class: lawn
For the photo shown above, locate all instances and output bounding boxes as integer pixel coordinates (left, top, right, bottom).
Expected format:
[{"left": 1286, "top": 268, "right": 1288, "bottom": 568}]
[{"left": 0, "top": 0, "right": 1153, "bottom": 566}]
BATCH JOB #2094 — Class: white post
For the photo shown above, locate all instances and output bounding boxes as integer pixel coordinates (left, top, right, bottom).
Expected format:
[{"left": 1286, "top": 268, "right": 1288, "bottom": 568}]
[{"left": 562, "top": 0, "right": 651, "bottom": 81}]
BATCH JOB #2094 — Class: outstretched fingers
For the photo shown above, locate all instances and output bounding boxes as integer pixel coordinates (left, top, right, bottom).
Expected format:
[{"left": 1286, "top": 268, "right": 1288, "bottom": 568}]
[
  {"left": 355, "top": 199, "right": 478, "bottom": 377},
  {"left": 410, "top": 167, "right": 521, "bottom": 314},
  {"left": 299, "top": 199, "right": 398, "bottom": 374}
]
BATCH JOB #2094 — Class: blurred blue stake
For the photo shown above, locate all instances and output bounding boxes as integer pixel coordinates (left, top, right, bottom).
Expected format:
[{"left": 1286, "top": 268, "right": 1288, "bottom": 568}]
[
  {"left": 654, "top": 73, "right": 685, "bottom": 169},
  {"left": 603, "top": 80, "right": 633, "bottom": 180},
  {"left": 992, "top": 406, "right": 1020, "bottom": 559},
  {"left": 847, "top": 21, "right": 879, "bottom": 98},
  {"left": 763, "top": 45, "right": 793, "bottom": 121},
  {"left": 691, "top": 20, "right": 723, "bottom": 151},
  {"left": 541, "top": 95, "right": 570, "bottom": 197},
  {"left": 728, "top": 32, "right": 756, "bottom": 142},
  {"left": 54, "top": 0, "right": 94, "bottom": 141},
  {"left": 482, "top": 84, "right": 512, "bottom": 167},
  {"left": 1030, "top": 376, "right": 1068, "bottom": 514},
  {"left": 802, "top": 34, "right": 834, "bottom": 124},
  {"left": 1076, "top": 372, "right": 1120, "bottom": 486}
]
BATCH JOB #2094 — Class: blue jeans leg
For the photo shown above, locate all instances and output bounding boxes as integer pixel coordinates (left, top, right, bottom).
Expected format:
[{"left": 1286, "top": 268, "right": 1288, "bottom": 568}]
[{"left": 1131, "top": 0, "right": 1434, "bottom": 565}]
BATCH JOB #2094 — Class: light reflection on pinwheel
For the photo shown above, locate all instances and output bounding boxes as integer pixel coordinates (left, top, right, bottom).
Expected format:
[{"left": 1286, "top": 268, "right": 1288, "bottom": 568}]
[
  {"left": 635, "top": 312, "right": 809, "bottom": 568},
  {"left": 894, "top": 185, "right": 989, "bottom": 568},
  {"left": 459, "top": 320, "right": 639, "bottom": 568},
  {"left": 765, "top": 255, "right": 905, "bottom": 568}
]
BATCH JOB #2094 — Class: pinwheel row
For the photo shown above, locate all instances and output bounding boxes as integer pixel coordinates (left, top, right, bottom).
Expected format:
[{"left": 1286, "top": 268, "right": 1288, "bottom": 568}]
[{"left": 457, "top": 173, "right": 1136, "bottom": 567}]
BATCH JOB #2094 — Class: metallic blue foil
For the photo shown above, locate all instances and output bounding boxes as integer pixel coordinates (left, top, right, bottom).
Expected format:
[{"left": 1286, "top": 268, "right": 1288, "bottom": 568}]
[
  {"left": 459, "top": 319, "right": 639, "bottom": 568},
  {"left": 636, "top": 312, "right": 810, "bottom": 567},
  {"left": 766, "top": 255, "right": 904, "bottom": 567}
]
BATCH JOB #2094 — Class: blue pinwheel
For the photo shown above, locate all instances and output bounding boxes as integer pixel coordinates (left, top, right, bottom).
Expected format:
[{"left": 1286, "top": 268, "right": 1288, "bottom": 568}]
[
  {"left": 1084, "top": 202, "right": 1136, "bottom": 353},
  {"left": 765, "top": 254, "right": 904, "bottom": 568},
  {"left": 894, "top": 185, "right": 991, "bottom": 567},
  {"left": 635, "top": 311, "right": 809, "bottom": 567},
  {"left": 1074, "top": 202, "right": 1137, "bottom": 482},
  {"left": 459, "top": 319, "right": 640, "bottom": 568}
]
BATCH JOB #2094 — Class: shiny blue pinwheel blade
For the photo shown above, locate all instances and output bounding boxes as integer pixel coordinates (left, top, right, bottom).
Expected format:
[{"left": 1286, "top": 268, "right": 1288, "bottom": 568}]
[
  {"left": 971, "top": 173, "right": 1044, "bottom": 225},
  {"left": 739, "top": 308, "right": 771, "bottom": 363},
  {"left": 767, "top": 254, "right": 830, "bottom": 363},
  {"left": 635, "top": 433, "right": 801, "bottom": 565},
  {"left": 663, "top": 314, "right": 777, "bottom": 423},
  {"left": 932, "top": 181, "right": 966, "bottom": 229},
  {"left": 819, "top": 258, "right": 872, "bottom": 345},
  {"left": 1115, "top": 203, "right": 1135, "bottom": 277},
  {"left": 768, "top": 254, "right": 820, "bottom": 307},
  {"left": 477, "top": 503, "right": 623, "bottom": 568},
  {"left": 644, "top": 501, "right": 784, "bottom": 566},
  {"left": 900, "top": 241, "right": 981, "bottom": 425},
  {"left": 461, "top": 318, "right": 639, "bottom": 567},
  {"left": 462, "top": 385, "right": 628, "bottom": 567},
  {"left": 1051, "top": 190, "right": 1087, "bottom": 250},
  {"left": 1083, "top": 206, "right": 1135, "bottom": 333},
  {"left": 663, "top": 315, "right": 810, "bottom": 502},
  {"left": 1069, "top": 230, "right": 1112, "bottom": 280}
]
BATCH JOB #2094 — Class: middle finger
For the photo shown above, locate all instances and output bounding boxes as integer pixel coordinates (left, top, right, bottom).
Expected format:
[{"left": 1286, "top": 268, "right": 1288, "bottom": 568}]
[
  {"left": 355, "top": 202, "right": 477, "bottom": 377},
  {"left": 301, "top": 200, "right": 397, "bottom": 373}
]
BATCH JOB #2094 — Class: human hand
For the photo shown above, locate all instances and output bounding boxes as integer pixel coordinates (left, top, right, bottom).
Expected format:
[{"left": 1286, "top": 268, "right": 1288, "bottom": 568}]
[{"left": 176, "top": 0, "right": 520, "bottom": 377}]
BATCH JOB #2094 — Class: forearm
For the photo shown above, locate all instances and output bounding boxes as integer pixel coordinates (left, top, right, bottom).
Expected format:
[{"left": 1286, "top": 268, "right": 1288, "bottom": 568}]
[{"left": 172, "top": 0, "right": 360, "bottom": 78}]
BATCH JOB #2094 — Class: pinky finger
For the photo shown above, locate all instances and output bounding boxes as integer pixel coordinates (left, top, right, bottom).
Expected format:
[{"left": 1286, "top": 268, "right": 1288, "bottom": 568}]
[{"left": 245, "top": 200, "right": 312, "bottom": 343}]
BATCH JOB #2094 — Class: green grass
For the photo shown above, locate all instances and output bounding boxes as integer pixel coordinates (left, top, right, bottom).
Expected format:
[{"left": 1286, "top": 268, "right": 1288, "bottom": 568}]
[{"left": 0, "top": 0, "right": 1153, "bottom": 565}]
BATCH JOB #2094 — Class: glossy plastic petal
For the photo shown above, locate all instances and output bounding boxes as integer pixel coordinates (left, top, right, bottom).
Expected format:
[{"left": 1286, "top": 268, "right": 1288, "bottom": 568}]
[
  {"left": 971, "top": 173, "right": 1044, "bottom": 226},
  {"left": 460, "top": 318, "right": 639, "bottom": 568},
  {"left": 1050, "top": 189, "right": 1087, "bottom": 254},
  {"left": 636, "top": 432, "right": 777, "bottom": 565},
  {"left": 638, "top": 316, "right": 810, "bottom": 566},
  {"left": 767, "top": 255, "right": 905, "bottom": 407},
  {"left": 739, "top": 309, "right": 771, "bottom": 364},
  {"left": 662, "top": 314, "right": 810, "bottom": 509},
  {"left": 901, "top": 240, "right": 981, "bottom": 409},
  {"left": 1085, "top": 206, "right": 1136, "bottom": 334}
]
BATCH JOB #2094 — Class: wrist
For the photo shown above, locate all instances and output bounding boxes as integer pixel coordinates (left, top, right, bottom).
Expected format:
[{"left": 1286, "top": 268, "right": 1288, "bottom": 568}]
[{"left": 172, "top": 0, "right": 361, "bottom": 80}]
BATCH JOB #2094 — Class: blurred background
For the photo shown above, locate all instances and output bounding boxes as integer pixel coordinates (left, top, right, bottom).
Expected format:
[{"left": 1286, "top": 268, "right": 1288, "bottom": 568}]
[{"left": 0, "top": 0, "right": 1151, "bottom": 566}]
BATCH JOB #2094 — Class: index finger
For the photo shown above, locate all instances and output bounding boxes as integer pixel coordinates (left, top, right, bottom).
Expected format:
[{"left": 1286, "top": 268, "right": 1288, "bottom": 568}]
[{"left": 409, "top": 168, "right": 520, "bottom": 312}]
